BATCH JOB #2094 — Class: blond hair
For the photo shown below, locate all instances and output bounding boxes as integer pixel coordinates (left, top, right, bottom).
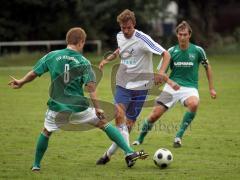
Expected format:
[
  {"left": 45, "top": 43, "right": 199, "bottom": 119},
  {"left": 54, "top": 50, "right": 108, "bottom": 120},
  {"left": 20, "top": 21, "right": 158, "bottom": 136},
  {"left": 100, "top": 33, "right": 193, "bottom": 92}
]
[
  {"left": 117, "top": 9, "right": 136, "bottom": 25},
  {"left": 66, "top": 27, "right": 86, "bottom": 45},
  {"left": 175, "top": 21, "right": 192, "bottom": 35}
]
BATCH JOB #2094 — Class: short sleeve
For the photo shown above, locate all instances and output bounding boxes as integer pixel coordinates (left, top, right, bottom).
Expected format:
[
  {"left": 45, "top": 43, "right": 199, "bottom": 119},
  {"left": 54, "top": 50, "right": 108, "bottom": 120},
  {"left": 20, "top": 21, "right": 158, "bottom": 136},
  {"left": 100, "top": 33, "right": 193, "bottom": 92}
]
[
  {"left": 196, "top": 46, "right": 208, "bottom": 63},
  {"left": 33, "top": 54, "right": 49, "bottom": 76},
  {"left": 135, "top": 31, "right": 165, "bottom": 55}
]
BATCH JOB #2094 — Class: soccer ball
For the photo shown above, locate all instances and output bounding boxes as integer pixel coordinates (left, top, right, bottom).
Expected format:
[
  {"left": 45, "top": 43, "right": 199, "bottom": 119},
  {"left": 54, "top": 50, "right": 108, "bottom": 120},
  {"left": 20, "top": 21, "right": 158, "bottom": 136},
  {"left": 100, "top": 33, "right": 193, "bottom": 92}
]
[{"left": 153, "top": 148, "right": 173, "bottom": 168}]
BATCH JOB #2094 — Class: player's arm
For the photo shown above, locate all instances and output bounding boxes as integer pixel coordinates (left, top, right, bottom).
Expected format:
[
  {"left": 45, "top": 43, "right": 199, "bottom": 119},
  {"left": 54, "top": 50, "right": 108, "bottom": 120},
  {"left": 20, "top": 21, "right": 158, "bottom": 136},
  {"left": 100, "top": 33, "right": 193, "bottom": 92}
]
[
  {"left": 98, "top": 48, "right": 119, "bottom": 71},
  {"left": 154, "top": 73, "right": 180, "bottom": 91},
  {"left": 158, "top": 51, "right": 171, "bottom": 74},
  {"left": 155, "top": 51, "right": 177, "bottom": 87},
  {"left": 138, "top": 32, "right": 171, "bottom": 82},
  {"left": 155, "top": 56, "right": 179, "bottom": 90},
  {"left": 8, "top": 70, "right": 38, "bottom": 89},
  {"left": 202, "top": 60, "right": 217, "bottom": 99},
  {"left": 157, "top": 51, "right": 171, "bottom": 82},
  {"left": 85, "top": 82, "right": 105, "bottom": 119}
]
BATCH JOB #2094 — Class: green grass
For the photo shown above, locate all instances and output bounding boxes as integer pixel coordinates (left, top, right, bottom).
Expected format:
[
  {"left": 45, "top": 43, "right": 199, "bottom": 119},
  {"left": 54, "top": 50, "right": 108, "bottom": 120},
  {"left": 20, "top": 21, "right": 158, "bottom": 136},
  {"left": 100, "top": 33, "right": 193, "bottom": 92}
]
[{"left": 0, "top": 53, "right": 240, "bottom": 179}]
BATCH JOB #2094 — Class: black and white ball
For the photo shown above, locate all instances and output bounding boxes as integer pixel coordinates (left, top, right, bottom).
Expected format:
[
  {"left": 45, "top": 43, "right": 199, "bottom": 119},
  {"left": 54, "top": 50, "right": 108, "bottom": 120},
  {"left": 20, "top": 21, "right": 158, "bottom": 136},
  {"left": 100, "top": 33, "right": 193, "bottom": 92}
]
[{"left": 153, "top": 148, "right": 173, "bottom": 168}]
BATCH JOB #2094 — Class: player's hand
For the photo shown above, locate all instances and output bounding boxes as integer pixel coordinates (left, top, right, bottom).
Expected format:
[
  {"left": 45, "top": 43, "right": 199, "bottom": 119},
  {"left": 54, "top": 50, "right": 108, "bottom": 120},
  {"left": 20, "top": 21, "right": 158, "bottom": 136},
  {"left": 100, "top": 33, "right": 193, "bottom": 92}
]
[
  {"left": 167, "top": 79, "right": 180, "bottom": 91},
  {"left": 8, "top": 75, "right": 23, "bottom": 89},
  {"left": 154, "top": 73, "right": 165, "bottom": 85},
  {"left": 98, "top": 60, "right": 108, "bottom": 71},
  {"left": 96, "top": 108, "right": 105, "bottom": 120},
  {"left": 210, "top": 89, "right": 217, "bottom": 99}
]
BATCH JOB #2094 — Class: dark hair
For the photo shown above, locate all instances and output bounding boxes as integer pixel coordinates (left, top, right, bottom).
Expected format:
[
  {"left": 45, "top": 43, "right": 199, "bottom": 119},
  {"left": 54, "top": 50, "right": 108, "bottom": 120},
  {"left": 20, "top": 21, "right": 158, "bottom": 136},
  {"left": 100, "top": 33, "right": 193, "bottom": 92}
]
[{"left": 175, "top": 21, "right": 192, "bottom": 35}]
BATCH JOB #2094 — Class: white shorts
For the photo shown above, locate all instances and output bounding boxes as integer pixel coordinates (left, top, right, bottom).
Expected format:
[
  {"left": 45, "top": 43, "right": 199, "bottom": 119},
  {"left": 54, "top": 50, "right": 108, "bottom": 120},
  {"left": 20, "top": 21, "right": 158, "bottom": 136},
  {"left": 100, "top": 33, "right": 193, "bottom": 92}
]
[
  {"left": 156, "top": 84, "right": 199, "bottom": 108},
  {"left": 44, "top": 108, "right": 100, "bottom": 132}
]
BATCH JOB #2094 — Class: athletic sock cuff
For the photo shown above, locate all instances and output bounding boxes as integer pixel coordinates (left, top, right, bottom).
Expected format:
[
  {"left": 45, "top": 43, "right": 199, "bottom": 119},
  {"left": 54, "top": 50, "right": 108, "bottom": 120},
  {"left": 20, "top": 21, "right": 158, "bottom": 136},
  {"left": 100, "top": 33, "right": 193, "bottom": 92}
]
[
  {"left": 187, "top": 111, "right": 196, "bottom": 119},
  {"left": 103, "top": 123, "right": 111, "bottom": 131},
  {"left": 40, "top": 132, "right": 49, "bottom": 139},
  {"left": 142, "top": 119, "right": 153, "bottom": 132}
]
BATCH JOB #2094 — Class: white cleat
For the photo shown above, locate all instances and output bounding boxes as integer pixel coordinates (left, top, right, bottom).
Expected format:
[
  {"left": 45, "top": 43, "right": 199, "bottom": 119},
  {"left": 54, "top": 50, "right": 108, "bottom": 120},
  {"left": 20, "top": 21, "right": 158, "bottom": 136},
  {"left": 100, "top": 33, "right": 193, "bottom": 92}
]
[
  {"left": 132, "top": 140, "right": 141, "bottom": 146},
  {"left": 173, "top": 137, "right": 182, "bottom": 148},
  {"left": 31, "top": 166, "right": 40, "bottom": 172}
]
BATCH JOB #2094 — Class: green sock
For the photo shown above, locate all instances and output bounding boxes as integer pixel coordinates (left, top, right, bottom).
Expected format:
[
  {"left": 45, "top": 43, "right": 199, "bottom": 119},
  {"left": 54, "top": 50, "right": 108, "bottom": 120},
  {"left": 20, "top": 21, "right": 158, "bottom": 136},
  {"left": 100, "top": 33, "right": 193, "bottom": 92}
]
[
  {"left": 176, "top": 111, "right": 196, "bottom": 138},
  {"left": 33, "top": 133, "right": 49, "bottom": 168},
  {"left": 103, "top": 123, "right": 134, "bottom": 155},
  {"left": 137, "top": 119, "right": 154, "bottom": 143}
]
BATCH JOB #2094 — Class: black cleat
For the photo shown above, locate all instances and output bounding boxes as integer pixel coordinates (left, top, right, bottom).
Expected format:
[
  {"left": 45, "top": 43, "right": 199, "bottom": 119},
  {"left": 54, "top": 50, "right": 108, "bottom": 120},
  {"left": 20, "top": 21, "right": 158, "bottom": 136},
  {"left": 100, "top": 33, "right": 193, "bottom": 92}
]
[
  {"left": 96, "top": 153, "right": 110, "bottom": 165},
  {"left": 125, "top": 150, "right": 149, "bottom": 167}
]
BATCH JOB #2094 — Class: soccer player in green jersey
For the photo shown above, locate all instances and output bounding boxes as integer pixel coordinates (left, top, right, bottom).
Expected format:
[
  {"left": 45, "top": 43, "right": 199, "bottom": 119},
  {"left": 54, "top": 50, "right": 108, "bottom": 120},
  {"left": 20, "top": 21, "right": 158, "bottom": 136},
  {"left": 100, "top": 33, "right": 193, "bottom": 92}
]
[
  {"left": 8, "top": 27, "right": 148, "bottom": 171},
  {"left": 133, "top": 21, "right": 217, "bottom": 147}
]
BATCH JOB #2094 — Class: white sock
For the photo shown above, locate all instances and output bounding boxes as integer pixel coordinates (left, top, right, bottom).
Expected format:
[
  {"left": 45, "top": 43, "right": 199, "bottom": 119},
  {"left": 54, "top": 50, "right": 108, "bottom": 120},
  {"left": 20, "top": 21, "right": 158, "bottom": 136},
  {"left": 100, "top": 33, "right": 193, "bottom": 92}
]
[
  {"left": 106, "top": 123, "right": 129, "bottom": 157},
  {"left": 106, "top": 143, "right": 118, "bottom": 157}
]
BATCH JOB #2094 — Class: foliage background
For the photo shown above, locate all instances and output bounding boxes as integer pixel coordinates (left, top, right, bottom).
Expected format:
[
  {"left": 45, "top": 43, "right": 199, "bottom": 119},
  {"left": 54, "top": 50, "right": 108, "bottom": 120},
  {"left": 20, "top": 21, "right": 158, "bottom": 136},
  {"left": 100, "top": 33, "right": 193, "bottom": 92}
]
[{"left": 1, "top": 0, "right": 239, "bottom": 50}]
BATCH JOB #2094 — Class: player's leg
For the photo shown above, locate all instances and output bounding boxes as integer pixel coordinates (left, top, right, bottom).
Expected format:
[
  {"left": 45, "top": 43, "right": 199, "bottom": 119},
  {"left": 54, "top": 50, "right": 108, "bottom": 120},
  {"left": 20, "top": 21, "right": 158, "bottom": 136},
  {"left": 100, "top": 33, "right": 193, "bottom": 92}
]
[
  {"left": 126, "top": 119, "right": 135, "bottom": 133},
  {"left": 75, "top": 107, "right": 147, "bottom": 167},
  {"left": 125, "top": 89, "right": 148, "bottom": 133},
  {"left": 32, "top": 128, "right": 52, "bottom": 171},
  {"left": 32, "top": 109, "right": 59, "bottom": 171},
  {"left": 115, "top": 103, "right": 130, "bottom": 145},
  {"left": 96, "top": 119, "right": 133, "bottom": 154},
  {"left": 133, "top": 85, "right": 176, "bottom": 145},
  {"left": 101, "top": 118, "right": 136, "bottom": 163},
  {"left": 95, "top": 117, "right": 148, "bottom": 167},
  {"left": 174, "top": 90, "right": 199, "bottom": 148},
  {"left": 97, "top": 86, "right": 130, "bottom": 164},
  {"left": 98, "top": 88, "right": 148, "bottom": 163},
  {"left": 133, "top": 104, "right": 167, "bottom": 145},
  {"left": 98, "top": 116, "right": 137, "bottom": 165},
  {"left": 114, "top": 87, "right": 149, "bottom": 136},
  {"left": 96, "top": 103, "right": 128, "bottom": 164}
]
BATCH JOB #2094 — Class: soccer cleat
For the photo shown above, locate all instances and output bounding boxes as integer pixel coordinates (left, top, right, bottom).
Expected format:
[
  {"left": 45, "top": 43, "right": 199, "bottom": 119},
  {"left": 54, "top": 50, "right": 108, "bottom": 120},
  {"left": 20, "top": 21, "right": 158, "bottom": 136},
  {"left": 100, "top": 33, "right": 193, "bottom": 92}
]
[
  {"left": 96, "top": 152, "right": 110, "bottom": 165},
  {"left": 31, "top": 166, "right": 40, "bottom": 172},
  {"left": 125, "top": 150, "right": 149, "bottom": 167},
  {"left": 173, "top": 137, "right": 182, "bottom": 148},
  {"left": 132, "top": 140, "right": 141, "bottom": 146}
]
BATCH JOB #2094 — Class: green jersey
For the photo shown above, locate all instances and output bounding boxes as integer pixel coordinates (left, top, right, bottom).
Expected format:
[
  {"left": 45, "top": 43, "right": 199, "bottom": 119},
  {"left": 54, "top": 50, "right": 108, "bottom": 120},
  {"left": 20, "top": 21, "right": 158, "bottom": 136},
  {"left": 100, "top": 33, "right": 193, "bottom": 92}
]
[
  {"left": 168, "top": 43, "right": 208, "bottom": 89},
  {"left": 33, "top": 48, "right": 96, "bottom": 112}
]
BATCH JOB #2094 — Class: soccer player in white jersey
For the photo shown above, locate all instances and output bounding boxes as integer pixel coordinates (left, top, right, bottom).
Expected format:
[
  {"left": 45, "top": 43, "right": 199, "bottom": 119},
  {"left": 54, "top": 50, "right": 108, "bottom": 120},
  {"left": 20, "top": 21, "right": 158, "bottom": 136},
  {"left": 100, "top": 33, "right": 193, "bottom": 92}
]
[
  {"left": 96, "top": 9, "right": 178, "bottom": 164},
  {"left": 133, "top": 21, "right": 217, "bottom": 147},
  {"left": 8, "top": 27, "right": 149, "bottom": 171}
]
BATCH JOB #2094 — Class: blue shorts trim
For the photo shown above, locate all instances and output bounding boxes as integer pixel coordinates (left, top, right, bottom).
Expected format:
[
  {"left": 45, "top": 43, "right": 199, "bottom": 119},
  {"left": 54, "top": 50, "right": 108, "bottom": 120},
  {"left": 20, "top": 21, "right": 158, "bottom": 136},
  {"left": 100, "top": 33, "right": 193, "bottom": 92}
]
[{"left": 114, "top": 85, "right": 148, "bottom": 121}]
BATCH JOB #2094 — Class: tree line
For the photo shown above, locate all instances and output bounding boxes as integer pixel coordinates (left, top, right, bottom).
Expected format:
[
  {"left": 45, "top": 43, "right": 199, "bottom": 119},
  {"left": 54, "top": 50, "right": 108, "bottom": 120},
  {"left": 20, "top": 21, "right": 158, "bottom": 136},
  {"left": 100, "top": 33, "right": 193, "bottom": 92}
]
[{"left": 1, "top": 0, "right": 239, "bottom": 50}]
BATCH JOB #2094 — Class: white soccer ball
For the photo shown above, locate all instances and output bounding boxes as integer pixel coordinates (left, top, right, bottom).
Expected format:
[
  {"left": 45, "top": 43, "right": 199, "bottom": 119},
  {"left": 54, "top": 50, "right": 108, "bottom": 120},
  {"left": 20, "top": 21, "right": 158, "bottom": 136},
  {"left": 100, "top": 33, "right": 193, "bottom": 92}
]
[{"left": 153, "top": 148, "right": 173, "bottom": 168}]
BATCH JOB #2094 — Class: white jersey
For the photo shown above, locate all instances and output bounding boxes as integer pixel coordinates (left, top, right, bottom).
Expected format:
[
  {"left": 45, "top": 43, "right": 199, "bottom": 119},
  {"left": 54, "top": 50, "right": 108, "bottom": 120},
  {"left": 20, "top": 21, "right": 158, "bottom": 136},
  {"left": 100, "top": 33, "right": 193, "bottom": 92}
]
[{"left": 116, "top": 29, "right": 165, "bottom": 90}]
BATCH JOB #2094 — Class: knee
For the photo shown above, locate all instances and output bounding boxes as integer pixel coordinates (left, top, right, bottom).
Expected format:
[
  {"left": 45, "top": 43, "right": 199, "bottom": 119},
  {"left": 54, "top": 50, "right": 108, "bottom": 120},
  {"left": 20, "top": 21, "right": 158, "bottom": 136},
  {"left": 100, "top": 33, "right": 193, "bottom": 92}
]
[
  {"left": 96, "top": 119, "right": 108, "bottom": 129},
  {"left": 148, "top": 107, "right": 165, "bottom": 122},
  {"left": 126, "top": 120, "right": 134, "bottom": 127},
  {"left": 187, "top": 100, "right": 199, "bottom": 112},
  {"left": 126, "top": 120, "right": 135, "bottom": 132},
  {"left": 115, "top": 111, "right": 125, "bottom": 125},
  {"left": 42, "top": 128, "right": 52, "bottom": 137},
  {"left": 149, "top": 112, "right": 161, "bottom": 122}
]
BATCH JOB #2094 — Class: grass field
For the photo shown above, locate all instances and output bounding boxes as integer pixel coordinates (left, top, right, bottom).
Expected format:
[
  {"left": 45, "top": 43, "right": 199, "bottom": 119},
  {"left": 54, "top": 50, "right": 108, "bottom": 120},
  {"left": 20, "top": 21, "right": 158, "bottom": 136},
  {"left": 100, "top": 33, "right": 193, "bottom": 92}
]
[{"left": 0, "top": 52, "right": 240, "bottom": 179}]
